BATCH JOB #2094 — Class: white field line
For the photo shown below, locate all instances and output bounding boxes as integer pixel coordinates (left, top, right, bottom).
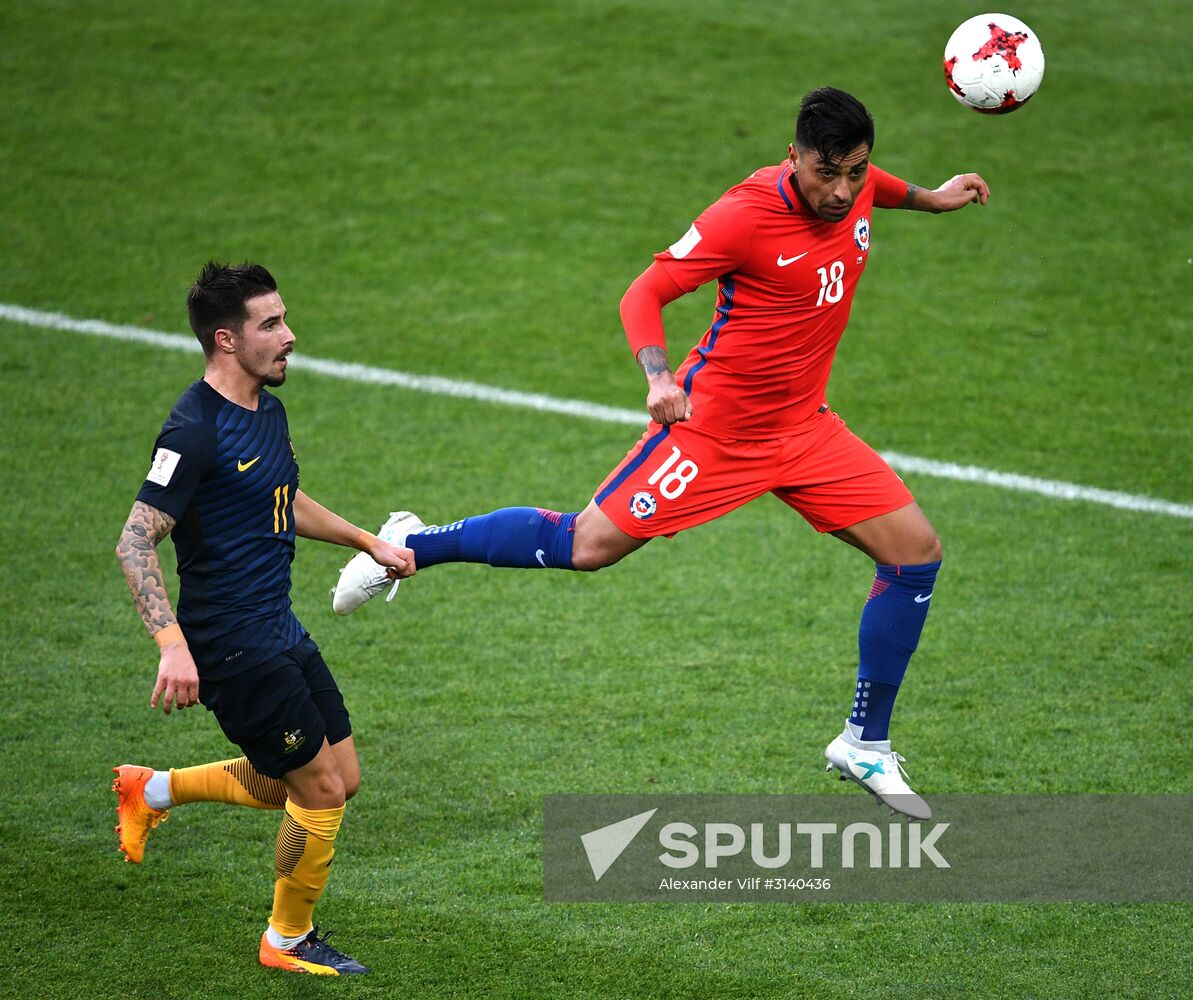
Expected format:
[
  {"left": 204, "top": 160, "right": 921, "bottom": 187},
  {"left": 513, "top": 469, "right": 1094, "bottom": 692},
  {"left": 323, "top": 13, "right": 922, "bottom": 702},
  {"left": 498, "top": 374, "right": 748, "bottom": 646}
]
[{"left": 3, "top": 301, "right": 1191, "bottom": 520}]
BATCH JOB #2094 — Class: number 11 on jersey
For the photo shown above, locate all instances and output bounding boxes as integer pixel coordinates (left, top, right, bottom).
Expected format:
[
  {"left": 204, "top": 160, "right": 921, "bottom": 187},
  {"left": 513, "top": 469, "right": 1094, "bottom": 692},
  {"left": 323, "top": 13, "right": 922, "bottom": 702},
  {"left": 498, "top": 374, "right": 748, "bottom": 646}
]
[{"left": 273, "top": 484, "right": 290, "bottom": 533}]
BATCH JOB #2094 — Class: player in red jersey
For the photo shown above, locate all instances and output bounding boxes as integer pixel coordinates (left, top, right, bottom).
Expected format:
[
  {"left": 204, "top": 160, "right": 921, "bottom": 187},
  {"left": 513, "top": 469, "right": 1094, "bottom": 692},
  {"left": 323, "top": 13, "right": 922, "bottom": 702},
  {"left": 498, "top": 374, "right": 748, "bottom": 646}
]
[{"left": 334, "top": 88, "right": 989, "bottom": 818}]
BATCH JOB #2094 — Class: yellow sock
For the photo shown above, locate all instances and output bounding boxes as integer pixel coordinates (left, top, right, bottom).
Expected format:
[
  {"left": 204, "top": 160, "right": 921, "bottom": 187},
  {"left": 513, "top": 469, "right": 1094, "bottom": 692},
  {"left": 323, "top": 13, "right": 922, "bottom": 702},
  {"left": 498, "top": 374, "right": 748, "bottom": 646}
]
[
  {"left": 270, "top": 800, "right": 345, "bottom": 937},
  {"left": 168, "top": 758, "right": 288, "bottom": 809}
]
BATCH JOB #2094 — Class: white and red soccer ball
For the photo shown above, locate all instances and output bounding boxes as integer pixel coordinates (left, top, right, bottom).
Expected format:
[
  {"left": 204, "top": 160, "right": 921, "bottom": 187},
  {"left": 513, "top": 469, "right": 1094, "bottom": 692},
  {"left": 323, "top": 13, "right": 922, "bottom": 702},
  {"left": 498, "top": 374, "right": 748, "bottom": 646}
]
[{"left": 943, "top": 13, "right": 1045, "bottom": 114}]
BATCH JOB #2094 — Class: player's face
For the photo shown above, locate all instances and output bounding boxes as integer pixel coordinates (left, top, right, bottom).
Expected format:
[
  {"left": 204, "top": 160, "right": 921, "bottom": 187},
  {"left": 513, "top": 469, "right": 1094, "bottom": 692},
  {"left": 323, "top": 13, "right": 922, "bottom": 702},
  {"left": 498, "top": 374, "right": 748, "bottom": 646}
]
[
  {"left": 236, "top": 291, "right": 294, "bottom": 388},
  {"left": 788, "top": 142, "right": 871, "bottom": 223}
]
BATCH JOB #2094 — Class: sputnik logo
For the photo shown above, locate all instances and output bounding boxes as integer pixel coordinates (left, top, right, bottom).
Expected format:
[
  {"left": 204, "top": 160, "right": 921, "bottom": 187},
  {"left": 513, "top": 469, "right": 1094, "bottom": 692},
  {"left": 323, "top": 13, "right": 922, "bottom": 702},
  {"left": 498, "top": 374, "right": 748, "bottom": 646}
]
[{"left": 580, "top": 809, "right": 657, "bottom": 881}]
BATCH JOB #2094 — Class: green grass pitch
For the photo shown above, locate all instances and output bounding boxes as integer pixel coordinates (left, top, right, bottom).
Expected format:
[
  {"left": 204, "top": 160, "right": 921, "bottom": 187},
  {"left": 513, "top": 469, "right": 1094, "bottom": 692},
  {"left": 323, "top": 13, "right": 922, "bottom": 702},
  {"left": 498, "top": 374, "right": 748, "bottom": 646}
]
[{"left": 2, "top": 1, "right": 1190, "bottom": 997}]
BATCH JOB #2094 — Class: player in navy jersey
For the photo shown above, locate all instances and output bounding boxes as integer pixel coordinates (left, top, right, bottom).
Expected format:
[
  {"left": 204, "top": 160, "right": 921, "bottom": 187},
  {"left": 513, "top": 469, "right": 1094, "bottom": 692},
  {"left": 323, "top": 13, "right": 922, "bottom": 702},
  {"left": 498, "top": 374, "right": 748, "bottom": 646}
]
[
  {"left": 112, "top": 262, "right": 414, "bottom": 976},
  {"left": 333, "top": 89, "right": 990, "bottom": 819}
]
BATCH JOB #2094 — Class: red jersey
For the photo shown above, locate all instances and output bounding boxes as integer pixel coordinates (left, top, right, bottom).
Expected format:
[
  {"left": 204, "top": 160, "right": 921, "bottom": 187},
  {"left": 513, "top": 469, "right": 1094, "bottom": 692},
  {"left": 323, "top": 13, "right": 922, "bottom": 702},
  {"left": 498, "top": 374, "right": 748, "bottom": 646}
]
[{"left": 653, "top": 163, "right": 908, "bottom": 439}]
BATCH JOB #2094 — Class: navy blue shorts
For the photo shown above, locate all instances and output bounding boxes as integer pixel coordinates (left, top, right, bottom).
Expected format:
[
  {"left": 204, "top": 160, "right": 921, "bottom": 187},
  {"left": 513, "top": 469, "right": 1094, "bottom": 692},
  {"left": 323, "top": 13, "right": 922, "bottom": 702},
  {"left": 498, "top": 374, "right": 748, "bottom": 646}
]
[{"left": 199, "top": 636, "right": 352, "bottom": 779}]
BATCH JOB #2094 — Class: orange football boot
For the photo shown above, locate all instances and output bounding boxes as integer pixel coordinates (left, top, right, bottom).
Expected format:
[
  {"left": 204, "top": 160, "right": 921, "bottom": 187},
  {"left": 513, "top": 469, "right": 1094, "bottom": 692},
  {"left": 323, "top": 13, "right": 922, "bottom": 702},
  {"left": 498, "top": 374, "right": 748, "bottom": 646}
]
[
  {"left": 112, "top": 764, "right": 169, "bottom": 863},
  {"left": 259, "top": 927, "right": 370, "bottom": 975}
]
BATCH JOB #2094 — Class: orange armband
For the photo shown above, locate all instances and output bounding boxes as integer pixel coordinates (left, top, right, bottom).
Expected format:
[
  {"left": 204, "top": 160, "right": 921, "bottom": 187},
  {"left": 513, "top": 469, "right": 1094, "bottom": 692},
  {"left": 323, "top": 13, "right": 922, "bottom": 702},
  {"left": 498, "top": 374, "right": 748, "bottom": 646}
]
[{"left": 154, "top": 623, "right": 186, "bottom": 649}]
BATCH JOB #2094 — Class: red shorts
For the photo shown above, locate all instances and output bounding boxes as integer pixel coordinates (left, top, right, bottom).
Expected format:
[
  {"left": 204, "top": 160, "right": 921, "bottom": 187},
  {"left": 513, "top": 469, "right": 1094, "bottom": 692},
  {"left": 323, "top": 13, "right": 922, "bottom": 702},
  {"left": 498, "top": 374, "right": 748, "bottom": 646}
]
[{"left": 594, "top": 408, "right": 914, "bottom": 539}]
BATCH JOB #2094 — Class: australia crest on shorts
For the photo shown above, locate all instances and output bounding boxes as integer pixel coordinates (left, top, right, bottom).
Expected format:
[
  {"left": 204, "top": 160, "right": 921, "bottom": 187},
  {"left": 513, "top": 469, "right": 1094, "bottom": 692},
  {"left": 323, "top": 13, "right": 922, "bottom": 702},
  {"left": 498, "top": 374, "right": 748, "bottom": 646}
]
[
  {"left": 630, "top": 491, "right": 657, "bottom": 520},
  {"left": 853, "top": 216, "right": 870, "bottom": 252}
]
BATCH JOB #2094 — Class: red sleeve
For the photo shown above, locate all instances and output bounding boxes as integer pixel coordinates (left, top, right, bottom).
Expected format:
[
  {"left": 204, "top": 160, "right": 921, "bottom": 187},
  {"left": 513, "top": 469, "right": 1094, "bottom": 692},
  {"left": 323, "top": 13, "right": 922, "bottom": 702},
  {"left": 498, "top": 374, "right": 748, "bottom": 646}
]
[
  {"left": 652, "top": 192, "right": 755, "bottom": 294},
  {"left": 621, "top": 187, "right": 754, "bottom": 357},
  {"left": 870, "top": 164, "right": 910, "bottom": 209},
  {"left": 619, "top": 262, "right": 685, "bottom": 357}
]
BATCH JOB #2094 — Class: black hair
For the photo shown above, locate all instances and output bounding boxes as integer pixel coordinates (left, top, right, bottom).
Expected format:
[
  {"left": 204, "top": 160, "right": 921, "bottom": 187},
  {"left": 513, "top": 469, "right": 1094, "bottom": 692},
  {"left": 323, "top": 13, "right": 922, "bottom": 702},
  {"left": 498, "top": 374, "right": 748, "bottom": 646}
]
[
  {"left": 795, "top": 87, "right": 875, "bottom": 165},
  {"left": 186, "top": 261, "right": 277, "bottom": 357}
]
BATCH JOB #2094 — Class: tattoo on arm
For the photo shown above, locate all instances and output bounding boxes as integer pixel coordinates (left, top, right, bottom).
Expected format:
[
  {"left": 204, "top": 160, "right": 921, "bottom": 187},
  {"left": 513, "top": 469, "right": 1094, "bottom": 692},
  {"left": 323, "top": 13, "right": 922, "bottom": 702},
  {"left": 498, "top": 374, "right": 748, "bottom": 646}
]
[
  {"left": 115, "top": 501, "right": 178, "bottom": 637},
  {"left": 898, "top": 183, "right": 923, "bottom": 210},
  {"left": 636, "top": 345, "right": 672, "bottom": 377}
]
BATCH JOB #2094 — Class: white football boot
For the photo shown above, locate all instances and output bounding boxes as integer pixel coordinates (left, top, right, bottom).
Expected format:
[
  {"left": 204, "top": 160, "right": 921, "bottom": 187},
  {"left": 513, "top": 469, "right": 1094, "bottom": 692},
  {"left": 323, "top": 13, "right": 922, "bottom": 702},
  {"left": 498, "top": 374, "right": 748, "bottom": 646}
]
[
  {"left": 824, "top": 733, "right": 932, "bottom": 820},
  {"left": 331, "top": 511, "right": 427, "bottom": 616}
]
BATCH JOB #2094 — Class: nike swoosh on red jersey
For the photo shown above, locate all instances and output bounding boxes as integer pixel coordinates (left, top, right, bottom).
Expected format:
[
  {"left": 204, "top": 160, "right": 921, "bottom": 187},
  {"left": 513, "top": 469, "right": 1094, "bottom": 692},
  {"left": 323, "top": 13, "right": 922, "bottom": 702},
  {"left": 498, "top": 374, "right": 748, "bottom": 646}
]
[{"left": 776, "top": 252, "right": 809, "bottom": 267}]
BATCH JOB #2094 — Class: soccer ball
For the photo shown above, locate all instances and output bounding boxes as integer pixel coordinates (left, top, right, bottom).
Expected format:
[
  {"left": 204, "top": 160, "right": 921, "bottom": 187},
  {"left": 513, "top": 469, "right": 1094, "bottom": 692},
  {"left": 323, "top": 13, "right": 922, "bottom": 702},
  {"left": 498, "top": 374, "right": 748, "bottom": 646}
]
[{"left": 943, "top": 13, "right": 1045, "bottom": 114}]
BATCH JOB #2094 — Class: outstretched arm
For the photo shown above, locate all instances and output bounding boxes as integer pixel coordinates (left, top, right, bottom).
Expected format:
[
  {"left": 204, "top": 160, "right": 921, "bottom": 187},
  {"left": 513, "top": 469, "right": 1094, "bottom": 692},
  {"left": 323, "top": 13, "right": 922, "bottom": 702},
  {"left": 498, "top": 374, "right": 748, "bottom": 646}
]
[
  {"left": 293, "top": 489, "right": 415, "bottom": 576},
  {"left": 115, "top": 500, "right": 199, "bottom": 714},
  {"left": 897, "top": 173, "right": 990, "bottom": 213}
]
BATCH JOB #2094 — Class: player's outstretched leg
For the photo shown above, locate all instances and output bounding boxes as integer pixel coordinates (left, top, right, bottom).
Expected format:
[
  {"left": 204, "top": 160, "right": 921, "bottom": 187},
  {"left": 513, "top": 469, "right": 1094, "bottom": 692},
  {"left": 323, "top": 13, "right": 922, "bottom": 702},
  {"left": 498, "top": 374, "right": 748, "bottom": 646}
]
[
  {"left": 332, "top": 511, "right": 429, "bottom": 614},
  {"left": 112, "top": 764, "right": 170, "bottom": 863},
  {"left": 332, "top": 503, "right": 642, "bottom": 615},
  {"left": 332, "top": 508, "right": 576, "bottom": 619}
]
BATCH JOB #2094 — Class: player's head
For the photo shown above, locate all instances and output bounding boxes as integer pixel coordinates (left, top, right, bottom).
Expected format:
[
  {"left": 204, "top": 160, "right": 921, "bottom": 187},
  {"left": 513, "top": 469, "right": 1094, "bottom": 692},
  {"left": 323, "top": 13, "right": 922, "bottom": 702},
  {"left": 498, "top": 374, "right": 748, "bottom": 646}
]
[
  {"left": 188, "top": 261, "right": 293, "bottom": 386},
  {"left": 188, "top": 261, "right": 278, "bottom": 354},
  {"left": 789, "top": 87, "right": 874, "bottom": 223},
  {"left": 794, "top": 87, "right": 874, "bottom": 165}
]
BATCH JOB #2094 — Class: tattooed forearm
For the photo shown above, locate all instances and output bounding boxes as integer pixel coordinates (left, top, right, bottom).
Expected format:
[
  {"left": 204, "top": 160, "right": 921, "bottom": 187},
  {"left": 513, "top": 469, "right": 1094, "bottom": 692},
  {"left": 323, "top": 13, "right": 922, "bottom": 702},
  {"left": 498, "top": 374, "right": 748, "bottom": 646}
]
[
  {"left": 115, "top": 501, "right": 178, "bottom": 637},
  {"left": 898, "top": 183, "right": 923, "bottom": 209},
  {"left": 636, "top": 345, "right": 673, "bottom": 377}
]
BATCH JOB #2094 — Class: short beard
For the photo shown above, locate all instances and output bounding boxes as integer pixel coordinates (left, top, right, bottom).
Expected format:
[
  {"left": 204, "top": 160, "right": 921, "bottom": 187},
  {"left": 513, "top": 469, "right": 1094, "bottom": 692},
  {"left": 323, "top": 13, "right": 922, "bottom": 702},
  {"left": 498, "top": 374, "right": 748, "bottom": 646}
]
[{"left": 263, "top": 371, "right": 286, "bottom": 388}]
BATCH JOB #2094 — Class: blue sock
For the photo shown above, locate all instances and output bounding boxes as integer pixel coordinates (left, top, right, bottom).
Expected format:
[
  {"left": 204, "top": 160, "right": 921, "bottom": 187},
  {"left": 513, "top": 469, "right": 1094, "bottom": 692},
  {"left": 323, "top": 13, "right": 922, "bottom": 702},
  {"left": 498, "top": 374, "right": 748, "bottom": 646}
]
[
  {"left": 408, "top": 508, "right": 577, "bottom": 570},
  {"left": 849, "top": 560, "right": 940, "bottom": 742}
]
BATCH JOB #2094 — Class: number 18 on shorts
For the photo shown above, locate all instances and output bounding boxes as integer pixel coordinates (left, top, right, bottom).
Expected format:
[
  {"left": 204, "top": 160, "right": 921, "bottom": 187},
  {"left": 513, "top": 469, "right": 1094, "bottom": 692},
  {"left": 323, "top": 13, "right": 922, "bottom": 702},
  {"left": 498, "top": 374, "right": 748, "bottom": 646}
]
[{"left": 594, "top": 413, "right": 914, "bottom": 538}]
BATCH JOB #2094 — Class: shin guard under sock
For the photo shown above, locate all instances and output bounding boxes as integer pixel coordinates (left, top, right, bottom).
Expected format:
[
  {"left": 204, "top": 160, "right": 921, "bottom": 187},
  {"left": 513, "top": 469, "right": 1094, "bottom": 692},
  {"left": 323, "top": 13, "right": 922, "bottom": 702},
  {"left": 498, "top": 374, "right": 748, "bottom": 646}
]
[
  {"left": 850, "top": 560, "right": 940, "bottom": 741},
  {"left": 270, "top": 800, "right": 344, "bottom": 938}
]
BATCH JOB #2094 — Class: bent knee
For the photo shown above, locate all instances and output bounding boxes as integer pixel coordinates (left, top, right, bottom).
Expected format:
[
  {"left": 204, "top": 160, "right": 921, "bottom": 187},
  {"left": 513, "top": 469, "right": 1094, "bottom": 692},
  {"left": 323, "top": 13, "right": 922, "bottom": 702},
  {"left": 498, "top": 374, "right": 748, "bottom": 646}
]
[
  {"left": 344, "top": 775, "right": 361, "bottom": 801},
  {"left": 569, "top": 545, "right": 619, "bottom": 572},
  {"left": 569, "top": 530, "right": 634, "bottom": 571},
  {"left": 922, "top": 533, "right": 943, "bottom": 565},
  {"left": 570, "top": 504, "right": 645, "bottom": 571},
  {"left": 319, "top": 786, "right": 347, "bottom": 810},
  {"left": 571, "top": 536, "right": 645, "bottom": 571},
  {"left": 305, "top": 775, "right": 347, "bottom": 810}
]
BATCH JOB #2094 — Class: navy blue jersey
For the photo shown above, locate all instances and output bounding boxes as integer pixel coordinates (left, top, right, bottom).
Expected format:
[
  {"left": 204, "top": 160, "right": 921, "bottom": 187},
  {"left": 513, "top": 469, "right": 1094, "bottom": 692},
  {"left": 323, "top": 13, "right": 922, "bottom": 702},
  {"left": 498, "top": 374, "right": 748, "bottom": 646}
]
[{"left": 136, "top": 380, "right": 305, "bottom": 679}]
